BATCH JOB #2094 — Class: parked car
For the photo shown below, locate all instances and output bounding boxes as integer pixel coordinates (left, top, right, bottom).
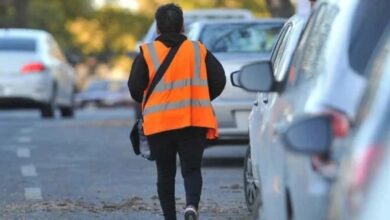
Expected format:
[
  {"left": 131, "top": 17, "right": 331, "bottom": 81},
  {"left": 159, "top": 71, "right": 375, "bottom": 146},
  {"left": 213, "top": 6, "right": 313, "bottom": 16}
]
[
  {"left": 0, "top": 29, "right": 76, "bottom": 118},
  {"left": 231, "top": 0, "right": 389, "bottom": 219},
  {"left": 235, "top": 14, "right": 307, "bottom": 212},
  {"left": 189, "top": 19, "right": 285, "bottom": 144},
  {"left": 127, "top": 9, "right": 255, "bottom": 57},
  {"left": 76, "top": 79, "right": 133, "bottom": 108},
  {"left": 283, "top": 28, "right": 390, "bottom": 220},
  {"left": 142, "top": 9, "right": 254, "bottom": 44}
]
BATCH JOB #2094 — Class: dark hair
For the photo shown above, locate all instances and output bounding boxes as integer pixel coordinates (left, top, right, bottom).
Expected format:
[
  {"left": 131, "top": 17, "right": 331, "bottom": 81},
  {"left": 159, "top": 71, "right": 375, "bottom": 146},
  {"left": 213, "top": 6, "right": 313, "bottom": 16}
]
[{"left": 155, "top": 3, "right": 183, "bottom": 34}]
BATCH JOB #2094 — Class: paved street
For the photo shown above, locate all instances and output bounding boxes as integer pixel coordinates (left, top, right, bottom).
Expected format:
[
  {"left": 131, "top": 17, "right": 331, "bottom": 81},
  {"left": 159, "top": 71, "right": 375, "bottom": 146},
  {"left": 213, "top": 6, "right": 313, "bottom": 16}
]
[{"left": 0, "top": 108, "right": 250, "bottom": 220}]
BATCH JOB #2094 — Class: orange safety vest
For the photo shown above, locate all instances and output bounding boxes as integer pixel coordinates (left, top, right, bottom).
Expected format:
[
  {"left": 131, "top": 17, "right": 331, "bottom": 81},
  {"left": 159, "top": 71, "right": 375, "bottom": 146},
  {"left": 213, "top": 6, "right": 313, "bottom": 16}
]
[{"left": 140, "top": 39, "right": 218, "bottom": 139}]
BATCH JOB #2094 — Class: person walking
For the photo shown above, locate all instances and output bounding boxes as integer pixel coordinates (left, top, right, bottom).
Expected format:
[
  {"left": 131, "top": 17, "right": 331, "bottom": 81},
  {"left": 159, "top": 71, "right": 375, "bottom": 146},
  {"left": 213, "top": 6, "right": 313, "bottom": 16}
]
[{"left": 128, "top": 3, "right": 226, "bottom": 220}]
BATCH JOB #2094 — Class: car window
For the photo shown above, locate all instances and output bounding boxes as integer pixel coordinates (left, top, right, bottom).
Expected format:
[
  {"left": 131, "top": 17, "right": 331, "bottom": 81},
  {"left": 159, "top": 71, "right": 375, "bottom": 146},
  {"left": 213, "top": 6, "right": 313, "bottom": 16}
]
[
  {"left": 108, "top": 81, "right": 125, "bottom": 92},
  {"left": 356, "top": 29, "right": 390, "bottom": 122},
  {"left": 200, "top": 23, "right": 283, "bottom": 53},
  {"left": 49, "top": 38, "right": 65, "bottom": 61},
  {"left": 270, "top": 24, "right": 290, "bottom": 66},
  {"left": 289, "top": 3, "right": 336, "bottom": 84},
  {"left": 272, "top": 24, "right": 292, "bottom": 80},
  {"left": 349, "top": 0, "right": 390, "bottom": 76},
  {"left": 0, "top": 38, "right": 36, "bottom": 52},
  {"left": 86, "top": 81, "right": 108, "bottom": 92}
]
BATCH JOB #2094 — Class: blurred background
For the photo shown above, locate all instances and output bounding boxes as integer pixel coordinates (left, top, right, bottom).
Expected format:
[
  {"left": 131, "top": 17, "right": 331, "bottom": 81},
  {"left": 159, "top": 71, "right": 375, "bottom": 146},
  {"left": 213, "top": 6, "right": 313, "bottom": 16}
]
[
  {"left": 0, "top": 0, "right": 308, "bottom": 90},
  {"left": 1, "top": 0, "right": 389, "bottom": 219}
]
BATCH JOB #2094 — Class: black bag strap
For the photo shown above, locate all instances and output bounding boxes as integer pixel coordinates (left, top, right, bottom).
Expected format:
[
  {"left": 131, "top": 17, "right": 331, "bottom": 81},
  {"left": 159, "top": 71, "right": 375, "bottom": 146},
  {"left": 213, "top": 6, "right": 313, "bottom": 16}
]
[{"left": 143, "top": 41, "right": 184, "bottom": 106}]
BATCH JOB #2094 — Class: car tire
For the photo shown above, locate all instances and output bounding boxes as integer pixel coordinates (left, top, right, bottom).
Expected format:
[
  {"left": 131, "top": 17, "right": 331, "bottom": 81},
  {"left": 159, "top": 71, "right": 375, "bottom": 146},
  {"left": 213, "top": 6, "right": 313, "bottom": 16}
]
[
  {"left": 60, "top": 106, "right": 74, "bottom": 118},
  {"left": 244, "top": 146, "right": 260, "bottom": 213},
  {"left": 41, "top": 85, "right": 56, "bottom": 119},
  {"left": 41, "top": 105, "right": 55, "bottom": 118},
  {"left": 61, "top": 88, "right": 75, "bottom": 118}
]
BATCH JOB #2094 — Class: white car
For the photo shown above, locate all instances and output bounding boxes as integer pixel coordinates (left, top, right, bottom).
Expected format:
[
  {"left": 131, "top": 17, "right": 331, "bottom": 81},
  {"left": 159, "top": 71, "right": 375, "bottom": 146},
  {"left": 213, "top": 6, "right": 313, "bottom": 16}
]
[
  {"left": 239, "top": 15, "right": 307, "bottom": 212},
  {"left": 189, "top": 19, "right": 285, "bottom": 144},
  {"left": 282, "top": 28, "right": 390, "bottom": 220},
  {"left": 232, "top": 0, "right": 389, "bottom": 219},
  {"left": 0, "top": 29, "right": 76, "bottom": 118}
]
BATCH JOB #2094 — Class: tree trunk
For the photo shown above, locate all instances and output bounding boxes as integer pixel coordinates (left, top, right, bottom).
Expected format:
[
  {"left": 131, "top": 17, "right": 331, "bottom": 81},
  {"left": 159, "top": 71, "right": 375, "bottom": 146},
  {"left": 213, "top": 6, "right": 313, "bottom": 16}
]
[
  {"left": 13, "top": 0, "right": 29, "bottom": 28},
  {"left": 265, "top": 0, "right": 294, "bottom": 18}
]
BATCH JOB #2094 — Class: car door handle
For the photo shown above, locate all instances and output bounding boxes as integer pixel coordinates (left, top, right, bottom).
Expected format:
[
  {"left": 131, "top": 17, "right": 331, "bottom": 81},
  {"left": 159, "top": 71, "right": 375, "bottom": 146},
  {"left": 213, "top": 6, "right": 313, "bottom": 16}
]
[
  {"left": 253, "top": 101, "right": 258, "bottom": 106},
  {"left": 263, "top": 99, "right": 269, "bottom": 104}
]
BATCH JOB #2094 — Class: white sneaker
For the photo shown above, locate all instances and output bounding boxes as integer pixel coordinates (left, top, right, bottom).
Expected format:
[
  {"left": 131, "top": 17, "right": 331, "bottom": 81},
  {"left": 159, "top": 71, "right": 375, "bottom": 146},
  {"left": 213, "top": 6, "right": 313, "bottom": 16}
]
[{"left": 184, "top": 205, "right": 198, "bottom": 220}]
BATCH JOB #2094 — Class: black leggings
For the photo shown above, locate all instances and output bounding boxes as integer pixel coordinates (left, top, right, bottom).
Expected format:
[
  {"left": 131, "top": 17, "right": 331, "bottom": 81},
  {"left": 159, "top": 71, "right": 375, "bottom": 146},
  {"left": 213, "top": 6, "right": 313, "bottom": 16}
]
[{"left": 148, "top": 127, "right": 207, "bottom": 220}]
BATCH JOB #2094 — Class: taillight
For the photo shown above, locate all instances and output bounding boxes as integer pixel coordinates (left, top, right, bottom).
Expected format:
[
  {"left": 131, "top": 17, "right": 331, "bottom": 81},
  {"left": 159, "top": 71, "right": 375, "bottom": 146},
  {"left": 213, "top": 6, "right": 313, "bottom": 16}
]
[
  {"left": 21, "top": 62, "right": 46, "bottom": 74},
  {"left": 352, "top": 146, "right": 383, "bottom": 189},
  {"left": 319, "top": 109, "right": 350, "bottom": 137},
  {"left": 330, "top": 111, "right": 350, "bottom": 137}
]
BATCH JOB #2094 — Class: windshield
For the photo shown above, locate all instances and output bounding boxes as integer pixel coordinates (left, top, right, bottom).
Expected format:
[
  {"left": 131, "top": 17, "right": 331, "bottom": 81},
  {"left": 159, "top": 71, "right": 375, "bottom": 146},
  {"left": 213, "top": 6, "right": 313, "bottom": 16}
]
[
  {"left": 144, "top": 10, "right": 254, "bottom": 43},
  {"left": 0, "top": 38, "right": 36, "bottom": 52},
  {"left": 200, "top": 23, "right": 283, "bottom": 53}
]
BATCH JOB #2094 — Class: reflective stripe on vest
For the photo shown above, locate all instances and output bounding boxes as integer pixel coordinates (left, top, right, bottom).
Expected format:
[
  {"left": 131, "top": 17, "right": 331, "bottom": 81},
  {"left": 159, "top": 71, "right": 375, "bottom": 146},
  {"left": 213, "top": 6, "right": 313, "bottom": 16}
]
[{"left": 143, "top": 41, "right": 211, "bottom": 116}]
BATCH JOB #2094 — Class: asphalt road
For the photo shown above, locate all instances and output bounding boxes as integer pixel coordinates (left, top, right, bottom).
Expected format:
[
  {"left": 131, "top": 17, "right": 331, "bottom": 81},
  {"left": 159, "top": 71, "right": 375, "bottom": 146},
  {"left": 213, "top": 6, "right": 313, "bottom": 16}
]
[{"left": 0, "top": 108, "right": 250, "bottom": 220}]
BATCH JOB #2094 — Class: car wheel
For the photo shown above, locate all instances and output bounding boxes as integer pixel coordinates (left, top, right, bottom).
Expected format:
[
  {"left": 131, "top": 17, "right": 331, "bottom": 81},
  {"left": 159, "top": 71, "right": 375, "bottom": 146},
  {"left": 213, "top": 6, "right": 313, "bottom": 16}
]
[
  {"left": 41, "top": 86, "right": 56, "bottom": 119},
  {"left": 61, "top": 88, "right": 75, "bottom": 118},
  {"left": 244, "top": 146, "right": 260, "bottom": 213},
  {"left": 60, "top": 106, "right": 74, "bottom": 118}
]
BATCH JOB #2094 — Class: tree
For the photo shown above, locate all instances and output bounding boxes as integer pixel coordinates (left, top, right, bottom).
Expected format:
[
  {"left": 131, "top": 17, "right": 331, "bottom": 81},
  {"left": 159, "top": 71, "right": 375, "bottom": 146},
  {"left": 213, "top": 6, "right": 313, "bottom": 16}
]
[
  {"left": 13, "top": 0, "right": 29, "bottom": 27},
  {"left": 0, "top": 0, "right": 13, "bottom": 27},
  {"left": 25, "top": 0, "right": 93, "bottom": 55},
  {"left": 138, "top": 0, "right": 271, "bottom": 17}
]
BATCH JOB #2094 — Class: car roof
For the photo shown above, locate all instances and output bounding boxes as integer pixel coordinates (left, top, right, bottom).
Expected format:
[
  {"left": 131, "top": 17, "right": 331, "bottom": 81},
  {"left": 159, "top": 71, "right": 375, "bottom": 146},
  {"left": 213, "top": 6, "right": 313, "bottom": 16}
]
[
  {"left": 191, "top": 18, "right": 287, "bottom": 26},
  {"left": 286, "top": 14, "right": 308, "bottom": 25},
  {"left": 0, "top": 28, "right": 49, "bottom": 39},
  {"left": 184, "top": 8, "right": 254, "bottom": 18}
]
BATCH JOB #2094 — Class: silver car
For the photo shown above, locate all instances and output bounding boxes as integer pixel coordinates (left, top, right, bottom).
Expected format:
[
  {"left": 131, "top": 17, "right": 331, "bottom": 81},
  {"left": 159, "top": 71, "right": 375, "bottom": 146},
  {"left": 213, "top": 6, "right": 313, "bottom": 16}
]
[
  {"left": 283, "top": 28, "right": 390, "bottom": 220},
  {"left": 328, "top": 29, "right": 390, "bottom": 220},
  {"left": 238, "top": 14, "right": 307, "bottom": 212},
  {"left": 232, "top": 0, "right": 389, "bottom": 219},
  {"left": 76, "top": 79, "right": 133, "bottom": 108},
  {"left": 188, "top": 19, "right": 285, "bottom": 144},
  {"left": 0, "top": 29, "right": 76, "bottom": 118}
]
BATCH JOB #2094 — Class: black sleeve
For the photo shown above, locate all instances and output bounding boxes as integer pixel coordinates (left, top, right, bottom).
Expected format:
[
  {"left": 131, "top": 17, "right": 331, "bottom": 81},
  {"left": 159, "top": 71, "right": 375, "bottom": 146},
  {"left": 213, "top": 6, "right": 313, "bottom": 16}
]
[
  {"left": 205, "top": 50, "right": 226, "bottom": 100},
  {"left": 128, "top": 51, "right": 149, "bottom": 103}
]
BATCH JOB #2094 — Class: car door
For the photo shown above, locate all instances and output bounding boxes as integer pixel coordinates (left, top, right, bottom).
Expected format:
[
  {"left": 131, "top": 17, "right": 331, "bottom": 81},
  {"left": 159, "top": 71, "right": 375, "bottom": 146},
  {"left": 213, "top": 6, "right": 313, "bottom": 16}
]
[
  {"left": 255, "top": 4, "right": 333, "bottom": 219},
  {"left": 48, "top": 37, "right": 74, "bottom": 106},
  {"left": 250, "top": 21, "right": 292, "bottom": 185},
  {"left": 250, "top": 21, "right": 294, "bottom": 220}
]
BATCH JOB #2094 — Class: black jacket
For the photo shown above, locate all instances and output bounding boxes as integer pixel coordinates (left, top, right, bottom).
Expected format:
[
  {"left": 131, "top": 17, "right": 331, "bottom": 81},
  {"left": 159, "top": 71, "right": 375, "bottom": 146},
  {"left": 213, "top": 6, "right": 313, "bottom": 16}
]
[{"left": 128, "top": 33, "right": 226, "bottom": 103}]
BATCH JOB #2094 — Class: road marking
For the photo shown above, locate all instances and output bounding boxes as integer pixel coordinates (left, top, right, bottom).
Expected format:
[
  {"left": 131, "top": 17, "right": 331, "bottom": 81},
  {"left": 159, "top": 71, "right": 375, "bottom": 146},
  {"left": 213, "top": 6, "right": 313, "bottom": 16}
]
[
  {"left": 24, "top": 187, "right": 42, "bottom": 200},
  {"left": 17, "top": 137, "right": 31, "bottom": 144},
  {"left": 21, "top": 165, "right": 37, "bottom": 177},
  {"left": 17, "top": 148, "right": 31, "bottom": 158},
  {"left": 20, "top": 128, "right": 33, "bottom": 134}
]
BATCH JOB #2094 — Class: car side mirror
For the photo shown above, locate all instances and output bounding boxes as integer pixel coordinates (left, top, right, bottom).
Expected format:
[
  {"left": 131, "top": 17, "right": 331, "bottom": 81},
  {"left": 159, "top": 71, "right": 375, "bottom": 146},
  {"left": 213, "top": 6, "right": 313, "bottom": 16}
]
[
  {"left": 230, "top": 71, "right": 241, "bottom": 87},
  {"left": 283, "top": 115, "right": 333, "bottom": 155},
  {"left": 231, "top": 60, "right": 276, "bottom": 93}
]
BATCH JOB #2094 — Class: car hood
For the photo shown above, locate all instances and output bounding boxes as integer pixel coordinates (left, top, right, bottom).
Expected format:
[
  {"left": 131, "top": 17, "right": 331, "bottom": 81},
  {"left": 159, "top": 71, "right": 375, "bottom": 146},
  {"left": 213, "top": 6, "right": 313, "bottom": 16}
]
[
  {"left": 213, "top": 53, "right": 270, "bottom": 102},
  {"left": 214, "top": 52, "right": 269, "bottom": 64}
]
